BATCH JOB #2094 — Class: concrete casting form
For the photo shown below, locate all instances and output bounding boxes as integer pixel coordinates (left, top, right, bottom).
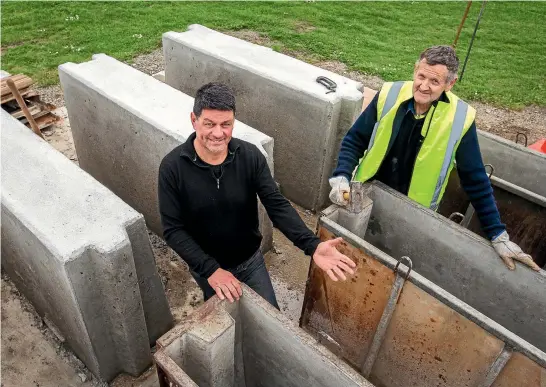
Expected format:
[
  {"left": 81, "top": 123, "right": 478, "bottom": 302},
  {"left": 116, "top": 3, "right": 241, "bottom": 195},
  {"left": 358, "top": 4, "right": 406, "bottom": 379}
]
[
  {"left": 1, "top": 110, "right": 172, "bottom": 381},
  {"left": 154, "top": 285, "right": 375, "bottom": 387},
  {"left": 301, "top": 186, "right": 546, "bottom": 386},
  {"left": 59, "top": 54, "right": 274, "bottom": 252},
  {"left": 163, "top": 24, "right": 363, "bottom": 210}
]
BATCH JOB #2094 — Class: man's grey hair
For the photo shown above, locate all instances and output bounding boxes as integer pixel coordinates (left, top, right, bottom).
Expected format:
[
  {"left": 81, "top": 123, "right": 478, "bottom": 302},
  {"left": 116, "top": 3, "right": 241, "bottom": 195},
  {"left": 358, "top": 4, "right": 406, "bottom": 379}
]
[{"left": 416, "top": 45, "right": 459, "bottom": 83}]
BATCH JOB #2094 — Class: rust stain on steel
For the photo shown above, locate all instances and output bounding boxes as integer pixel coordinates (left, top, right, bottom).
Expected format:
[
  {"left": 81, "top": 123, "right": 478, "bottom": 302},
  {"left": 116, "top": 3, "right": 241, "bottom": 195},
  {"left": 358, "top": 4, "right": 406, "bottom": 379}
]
[
  {"left": 491, "top": 352, "right": 545, "bottom": 387},
  {"left": 301, "top": 226, "right": 395, "bottom": 368},
  {"left": 370, "top": 282, "right": 504, "bottom": 387}
]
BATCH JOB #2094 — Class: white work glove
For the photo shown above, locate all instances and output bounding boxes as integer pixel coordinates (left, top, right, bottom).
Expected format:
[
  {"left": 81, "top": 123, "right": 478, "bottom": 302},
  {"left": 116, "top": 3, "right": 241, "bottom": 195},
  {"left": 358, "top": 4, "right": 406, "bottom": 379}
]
[
  {"left": 492, "top": 231, "right": 540, "bottom": 271},
  {"left": 328, "top": 176, "right": 350, "bottom": 206}
]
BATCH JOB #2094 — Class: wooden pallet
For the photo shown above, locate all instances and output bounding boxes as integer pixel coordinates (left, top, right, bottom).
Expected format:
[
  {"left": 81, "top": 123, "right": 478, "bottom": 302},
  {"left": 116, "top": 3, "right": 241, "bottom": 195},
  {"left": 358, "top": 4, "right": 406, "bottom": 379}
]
[{"left": 1, "top": 73, "right": 59, "bottom": 131}]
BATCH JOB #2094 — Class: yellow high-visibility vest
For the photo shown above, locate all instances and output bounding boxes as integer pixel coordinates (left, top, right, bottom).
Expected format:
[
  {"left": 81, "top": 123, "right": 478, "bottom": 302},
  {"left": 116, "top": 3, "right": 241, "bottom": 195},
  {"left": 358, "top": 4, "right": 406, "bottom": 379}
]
[{"left": 353, "top": 81, "right": 476, "bottom": 209}]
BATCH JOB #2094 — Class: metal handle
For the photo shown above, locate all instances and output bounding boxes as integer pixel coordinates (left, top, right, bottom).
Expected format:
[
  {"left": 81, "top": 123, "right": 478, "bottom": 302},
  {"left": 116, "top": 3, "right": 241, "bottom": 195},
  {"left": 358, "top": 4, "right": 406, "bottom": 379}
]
[
  {"left": 484, "top": 163, "right": 494, "bottom": 179},
  {"left": 449, "top": 212, "right": 465, "bottom": 223},
  {"left": 515, "top": 132, "right": 528, "bottom": 147},
  {"left": 316, "top": 76, "right": 337, "bottom": 94},
  {"left": 394, "top": 256, "right": 413, "bottom": 280}
]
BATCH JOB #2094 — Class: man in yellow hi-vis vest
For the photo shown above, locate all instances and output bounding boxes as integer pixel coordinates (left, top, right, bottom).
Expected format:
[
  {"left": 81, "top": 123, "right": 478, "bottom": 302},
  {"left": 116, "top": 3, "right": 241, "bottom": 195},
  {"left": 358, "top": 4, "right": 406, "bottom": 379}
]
[{"left": 329, "top": 45, "right": 540, "bottom": 272}]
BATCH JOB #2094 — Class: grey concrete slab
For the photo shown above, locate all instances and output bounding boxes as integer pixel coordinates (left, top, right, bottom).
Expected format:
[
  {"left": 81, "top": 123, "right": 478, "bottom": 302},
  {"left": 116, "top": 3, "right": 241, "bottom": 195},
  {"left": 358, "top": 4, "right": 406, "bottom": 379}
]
[
  {"left": 478, "top": 130, "right": 546, "bottom": 197},
  {"left": 58, "top": 54, "right": 274, "bottom": 253},
  {"left": 0, "top": 110, "right": 172, "bottom": 381},
  {"left": 360, "top": 182, "right": 546, "bottom": 353},
  {"left": 163, "top": 24, "right": 363, "bottom": 211},
  {"left": 155, "top": 285, "right": 374, "bottom": 387}
]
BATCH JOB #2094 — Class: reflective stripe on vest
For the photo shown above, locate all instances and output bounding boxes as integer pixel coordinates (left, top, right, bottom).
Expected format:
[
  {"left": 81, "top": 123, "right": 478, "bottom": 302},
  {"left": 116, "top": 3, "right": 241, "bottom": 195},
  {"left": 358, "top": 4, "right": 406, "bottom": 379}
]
[
  {"left": 368, "top": 81, "right": 405, "bottom": 150},
  {"left": 353, "top": 81, "right": 476, "bottom": 209},
  {"left": 429, "top": 99, "right": 468, "bottom": 210}
]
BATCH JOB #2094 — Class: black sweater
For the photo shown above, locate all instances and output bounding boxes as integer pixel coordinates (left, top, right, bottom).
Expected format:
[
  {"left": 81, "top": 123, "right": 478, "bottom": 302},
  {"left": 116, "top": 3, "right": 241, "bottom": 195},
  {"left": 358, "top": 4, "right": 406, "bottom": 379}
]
[{"left": 158, "top": 133, "right": 321, "bottom": 278}]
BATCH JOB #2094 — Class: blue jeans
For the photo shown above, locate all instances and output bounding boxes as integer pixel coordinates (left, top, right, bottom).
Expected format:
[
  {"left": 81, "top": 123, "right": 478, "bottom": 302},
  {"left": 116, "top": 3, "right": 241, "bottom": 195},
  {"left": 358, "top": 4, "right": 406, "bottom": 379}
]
[{"left": 190, "top": 250, "right": 280, "bottom": 310}]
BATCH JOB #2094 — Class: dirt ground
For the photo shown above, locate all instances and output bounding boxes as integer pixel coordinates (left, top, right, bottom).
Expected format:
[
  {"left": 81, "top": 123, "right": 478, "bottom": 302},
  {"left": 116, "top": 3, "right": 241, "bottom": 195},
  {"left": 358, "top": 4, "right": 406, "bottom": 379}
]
[{"left": 2, "top": 38, "right": 545, "bottom": 387}]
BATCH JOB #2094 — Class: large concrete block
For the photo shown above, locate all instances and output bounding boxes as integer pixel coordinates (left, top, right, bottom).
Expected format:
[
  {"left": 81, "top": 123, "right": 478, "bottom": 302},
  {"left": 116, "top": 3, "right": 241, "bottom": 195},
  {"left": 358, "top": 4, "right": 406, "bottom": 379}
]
[
  {"left": 155, "top": 285, "right": 374, "bottom": 387},
  {"left": 0, "top": 110, "right": 172, "bottom": 381},
  {"left": 163, "top": 24, "right": 364, "bottom": 210},
  {"left": 59, "top": 54, "right": 274, "bottom": 253}
]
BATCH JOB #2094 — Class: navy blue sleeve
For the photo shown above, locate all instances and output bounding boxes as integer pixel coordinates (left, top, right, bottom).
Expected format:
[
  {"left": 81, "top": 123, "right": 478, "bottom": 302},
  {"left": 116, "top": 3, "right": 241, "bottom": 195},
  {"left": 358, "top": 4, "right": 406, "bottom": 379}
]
[
  {"left": 455, "top": 122, "right": 505, "bottom": 240},
  {"left": 332, "top": 93, "right": 379, "bottom": 181}
]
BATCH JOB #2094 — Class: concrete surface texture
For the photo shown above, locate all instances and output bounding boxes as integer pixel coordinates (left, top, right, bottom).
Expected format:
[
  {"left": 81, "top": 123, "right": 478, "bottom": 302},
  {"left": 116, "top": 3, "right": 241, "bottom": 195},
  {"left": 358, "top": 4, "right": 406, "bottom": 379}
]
[
  {"left": 0, "top": 110, "right": 172, "bottom": 382},
  {"left": 163, "top": 24, "right": 364, "bottom": 211},
  {"left": 59, "top": 53, "right": 274, "bottom": 252},
  {"left": 155, "top": 285, "right": 374, "bottom": 387},
  {"left": 477, "top": 130, "right": 546, "bottom": 197},
  {"left": 302, "top": 209, "right": 546, "bottom": 387},
  {"left": 359, "top": 182, "right": 546, "bottom": 353}
]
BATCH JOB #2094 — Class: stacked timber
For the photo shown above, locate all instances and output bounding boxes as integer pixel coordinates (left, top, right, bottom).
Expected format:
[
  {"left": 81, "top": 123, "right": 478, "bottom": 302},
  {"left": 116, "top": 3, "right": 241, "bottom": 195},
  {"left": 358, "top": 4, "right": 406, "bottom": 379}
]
[{"left": 1, "top": 73, "right": 59, "bottom": 131}]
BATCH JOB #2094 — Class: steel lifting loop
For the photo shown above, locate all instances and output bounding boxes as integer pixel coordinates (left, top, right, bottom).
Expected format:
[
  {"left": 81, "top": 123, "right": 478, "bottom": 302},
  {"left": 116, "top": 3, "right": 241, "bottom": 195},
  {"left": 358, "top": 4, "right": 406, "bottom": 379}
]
[
  {"left": 515, "top": 132, "right": 528, "bottom": 147},
  {"left": 449, "top": 212, "right": 465, "bottom": 223},
  {"left": 316, "top": 76, "right": 337, "bottom": 94},
  {"left": 484, "top": 163, "right": 494, "bottom": 179},
  {"left": 394, "top": 256, "right": 413, "bottom": 280}
]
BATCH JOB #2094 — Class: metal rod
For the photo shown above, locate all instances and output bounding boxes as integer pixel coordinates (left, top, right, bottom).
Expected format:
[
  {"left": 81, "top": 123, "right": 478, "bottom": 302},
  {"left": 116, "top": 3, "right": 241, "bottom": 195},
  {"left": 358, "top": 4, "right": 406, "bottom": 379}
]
[
  {"left": 460, "top": 0, "right": 487, "bottom": 81},
  {"left": 460, "top": 204, "right": 475, "bottom": 228},
  {"left": 360, "top": 257, "right": 412, "bottom": 376},
  {"left": 453, "top": 1, "right": 473, "bottom": 48},
  {"left": 479, "top": 346, "right": 513, "bottom": 387}
]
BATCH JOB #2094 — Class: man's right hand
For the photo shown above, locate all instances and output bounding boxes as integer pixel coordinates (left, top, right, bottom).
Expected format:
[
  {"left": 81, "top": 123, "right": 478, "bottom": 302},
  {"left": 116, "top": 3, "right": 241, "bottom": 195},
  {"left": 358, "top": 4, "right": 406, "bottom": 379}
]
[
  {"left": 207, "top": 268, "right": 243, "bottom": 303},
  {"left": 329, "top": 176, "right": 350, "bottom": 206}
]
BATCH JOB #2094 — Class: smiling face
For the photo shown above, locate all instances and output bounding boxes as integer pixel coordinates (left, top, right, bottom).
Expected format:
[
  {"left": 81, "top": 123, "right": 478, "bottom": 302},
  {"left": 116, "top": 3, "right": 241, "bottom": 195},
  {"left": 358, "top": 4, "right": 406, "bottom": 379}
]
[
  {"left": 413, "top": 59, "right": 457, "bottom": 109},
  {"left": 191, "top": 108, "right": 234, "bottom": 156}
]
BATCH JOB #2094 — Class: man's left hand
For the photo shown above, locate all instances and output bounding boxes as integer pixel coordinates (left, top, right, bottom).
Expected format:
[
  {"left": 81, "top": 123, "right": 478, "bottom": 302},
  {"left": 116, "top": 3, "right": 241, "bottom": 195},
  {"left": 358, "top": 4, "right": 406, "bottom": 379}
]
[
  {"left": 492, "top": 231, "right": 541, "bottom": 271},
  {"left": 313, "top": 237, "right": 357, "bottom": 281}
]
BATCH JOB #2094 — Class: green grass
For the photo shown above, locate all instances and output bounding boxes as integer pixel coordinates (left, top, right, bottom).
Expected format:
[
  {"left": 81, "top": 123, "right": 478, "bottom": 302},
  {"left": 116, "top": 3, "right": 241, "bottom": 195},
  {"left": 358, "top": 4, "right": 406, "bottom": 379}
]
[{"left": 1, "top": 1, "right": 545, "bottom": 108}]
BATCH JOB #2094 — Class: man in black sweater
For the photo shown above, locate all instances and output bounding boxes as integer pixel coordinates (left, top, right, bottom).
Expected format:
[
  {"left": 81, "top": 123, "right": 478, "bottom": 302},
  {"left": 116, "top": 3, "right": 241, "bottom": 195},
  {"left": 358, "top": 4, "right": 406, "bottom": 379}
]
[{"left": 158, "top": 83, "right": 356, "bottom": 308}]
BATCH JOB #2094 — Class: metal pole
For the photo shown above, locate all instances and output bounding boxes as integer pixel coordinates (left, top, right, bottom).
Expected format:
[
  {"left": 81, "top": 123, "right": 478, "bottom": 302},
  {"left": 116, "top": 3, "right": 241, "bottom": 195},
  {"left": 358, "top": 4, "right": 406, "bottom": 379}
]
[
  {"left": 453, "top": 1, "right": 473, "bottom": 49},
  {"left": 460, "top": 0, "right": 487, "bottom": 82}
]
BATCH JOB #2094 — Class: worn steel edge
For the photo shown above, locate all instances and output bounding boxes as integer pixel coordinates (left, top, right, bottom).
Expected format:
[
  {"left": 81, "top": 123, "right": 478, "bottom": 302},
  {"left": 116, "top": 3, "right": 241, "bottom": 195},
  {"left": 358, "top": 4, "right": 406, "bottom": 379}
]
[
  {"left": 319, "top": 214, "right": 546, "bottom": 368},
  {"left": 490, "top": 175, "right": 546, "bottom": 207}
]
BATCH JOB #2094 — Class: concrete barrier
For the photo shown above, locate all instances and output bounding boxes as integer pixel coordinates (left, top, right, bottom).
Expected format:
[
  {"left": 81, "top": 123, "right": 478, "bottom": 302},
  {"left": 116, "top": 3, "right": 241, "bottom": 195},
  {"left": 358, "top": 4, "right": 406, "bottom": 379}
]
[
  {"left": 59, "top": 54, "right": 274, "bottom": 252},
  {"left": 154, "top": 285, "right": 374, "bottom": 387},
  {"left": 301, "top": 200, "right": 546, "bottom": 387},
  {"left": 0, "top": 110, "right": 172, "bottom": 381},
  {"left": 163, "top": 24, "right": 364, "bottom": 210}
]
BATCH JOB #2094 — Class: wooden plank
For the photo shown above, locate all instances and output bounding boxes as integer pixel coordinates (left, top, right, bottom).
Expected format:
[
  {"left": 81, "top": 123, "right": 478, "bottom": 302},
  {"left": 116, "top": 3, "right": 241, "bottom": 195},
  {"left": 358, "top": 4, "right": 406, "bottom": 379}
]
[
  {"left": 35, "top": 113, "right": 60, "bottom": 130},
  {"left": 11, "top": 104, "right": 41, "bottom": 119},
  {"left": 19, "top": 109, "right": 49, "bottom": 124},
  {"left": 1, "top": 74, "right": 33, "bottom": 96},
  {"left": 1, "top": 87, "right": 32, "bottom": 104}
]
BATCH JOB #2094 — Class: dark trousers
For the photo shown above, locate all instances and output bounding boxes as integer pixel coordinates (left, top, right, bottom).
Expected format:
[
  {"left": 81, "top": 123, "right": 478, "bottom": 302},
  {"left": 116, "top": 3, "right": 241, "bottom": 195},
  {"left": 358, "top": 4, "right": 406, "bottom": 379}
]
[{"left": 190, "top": 250, "right": 280, "bottom": 310}]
